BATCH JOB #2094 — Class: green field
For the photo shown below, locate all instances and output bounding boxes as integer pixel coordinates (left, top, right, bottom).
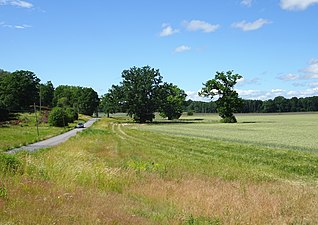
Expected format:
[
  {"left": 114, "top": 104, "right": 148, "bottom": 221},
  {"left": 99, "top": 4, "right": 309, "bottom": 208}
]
[
  {"left": 0, "top": 113, "right": 89, "bottom": 152},
  {"left": 138, "top": 113, "right": 318, "bottom": 153},
  {"left": 1, "top": 113, "right": 318, "bottom": 224}
]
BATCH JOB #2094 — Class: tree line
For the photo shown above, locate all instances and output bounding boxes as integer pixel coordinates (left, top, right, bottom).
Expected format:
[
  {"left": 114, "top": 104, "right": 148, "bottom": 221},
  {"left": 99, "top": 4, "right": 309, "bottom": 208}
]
[
  {"left": 2, "top": 67, "right": 318, "bottom": 125},
  {"left": 0, "top": 69, "right": 99, "bottom": 125},
  {"left": 185, "top": 96, "right": 318, "bottom": 114}
]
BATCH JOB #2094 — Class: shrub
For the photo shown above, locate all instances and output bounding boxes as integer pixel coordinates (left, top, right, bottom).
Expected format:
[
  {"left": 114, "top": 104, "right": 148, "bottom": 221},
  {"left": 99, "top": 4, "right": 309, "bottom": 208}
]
[
  {"left": 187, "top": 111, "right": 194, "bottom": 116},
  {"left": 220, "top": 115, "right": 237, "bottom": 123},
  {"left": 48, "top": 107, "right": 68, "bottom": 127}
]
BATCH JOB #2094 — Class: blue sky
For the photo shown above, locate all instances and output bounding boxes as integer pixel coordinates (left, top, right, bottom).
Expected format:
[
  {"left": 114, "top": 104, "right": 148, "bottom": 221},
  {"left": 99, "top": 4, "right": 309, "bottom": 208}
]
[{"left": 1, "top": 0, "right": 318, "bottom": 100}]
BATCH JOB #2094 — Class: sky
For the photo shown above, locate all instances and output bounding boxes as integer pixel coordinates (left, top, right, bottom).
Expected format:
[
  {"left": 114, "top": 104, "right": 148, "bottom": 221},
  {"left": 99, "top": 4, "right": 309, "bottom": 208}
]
[{"left": 0, "top": 0, "right": 318, "bottom": 101}]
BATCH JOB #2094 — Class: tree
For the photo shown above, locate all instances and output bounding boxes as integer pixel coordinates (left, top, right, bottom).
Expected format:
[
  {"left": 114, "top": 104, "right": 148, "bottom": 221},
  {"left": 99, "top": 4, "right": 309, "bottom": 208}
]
[
  {"left": 78, "top": 87, "right": 99, "bottom": 116},
  {"left": 39, "top": 81, "right": 55, "bottom": 107},
  {"left": 0, "top": 70, "right": 40, "bottom": 111},
  {"left": 199, "top": 71, "right": 242, "bottom": 123},
  {"left": 53, "top": 85, "right": 99, "bottom": 116},
  {"left": 0, "top": 101, "right": 9, "bottom": 121},
  {"left": 100, "top": 85, "right": 124, "bottom": 117},
  {"left": 158, "top": 83, "right": 187, "bottom": 120},
  {"left": 121, "top": 66, "right": 163, "bottom": 123}
]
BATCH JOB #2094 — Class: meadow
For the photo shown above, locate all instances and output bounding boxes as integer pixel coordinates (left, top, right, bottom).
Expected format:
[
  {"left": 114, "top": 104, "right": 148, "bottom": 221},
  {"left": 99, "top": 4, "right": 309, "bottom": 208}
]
[
  {"left": 0, "top": 113, "right": 88, "bottom": 152},
  {"left": 0, "top": 113, "right": 317, "bottom": 224}
]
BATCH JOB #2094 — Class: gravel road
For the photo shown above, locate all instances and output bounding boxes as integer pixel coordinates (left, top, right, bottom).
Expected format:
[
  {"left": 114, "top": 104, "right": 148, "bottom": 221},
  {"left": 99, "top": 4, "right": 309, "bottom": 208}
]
[{"left": 6, "top": 118, "right": 99, "bottom": 154}]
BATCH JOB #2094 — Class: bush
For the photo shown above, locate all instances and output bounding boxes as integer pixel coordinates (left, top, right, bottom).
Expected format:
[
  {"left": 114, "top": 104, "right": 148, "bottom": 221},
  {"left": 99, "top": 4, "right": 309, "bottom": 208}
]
[
  {"left": 48, "top": 107, "right": 68, "bottom": 127},
  {"left": 65, "top": 107, "right": 78, "bottom": 123},
  {"left": 187, "top": 111, "right": 194, "bottom": 116},
  {"left": 220, "top": 115, "right": 237, "bottom": 123}
]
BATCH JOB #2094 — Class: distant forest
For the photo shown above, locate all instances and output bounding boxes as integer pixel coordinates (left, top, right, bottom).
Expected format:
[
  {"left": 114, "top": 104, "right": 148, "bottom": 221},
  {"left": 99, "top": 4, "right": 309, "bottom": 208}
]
[{"left": 185, "top": 96, "right": 318, "bottom": 113}]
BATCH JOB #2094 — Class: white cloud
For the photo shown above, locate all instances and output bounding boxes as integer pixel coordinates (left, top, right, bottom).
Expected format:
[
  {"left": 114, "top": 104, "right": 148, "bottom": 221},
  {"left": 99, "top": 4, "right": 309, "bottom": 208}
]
[
  {"left": 303, "top": 59, "right": 318, "bottom": 78},
  {"left": 309, "top": 82, "right": 318, "bottom": 87},
  {"left": 241, "top": 0, "right": 253, "bottom": 7},
  {"left": 183, "top": 20, "right": 220, "bottom": 33},
  {"left": 277, "top": 73, "right": 300, "bottom": 81},
  {"left": 186, "top": 91, "right": 210, "bottom": 102},
  {"left": 174, "top": 45, "right": 191, "bottom": 53},
  {"left": 232, "top": 18, "right": 270, "bottom": 31},
  {"left": 1, "top": 22, "right": 31, "bottom": 29},
  {"left": 160, "top": 24, "right": 179, "bottom": 37},
  {"left": 188, "top": 86, "right": 318, "bottom": 101},
  {"left": 280, "top": 0, "right": 318, "bottom": 10},
  {"left": 0, "top": 0, "right": 33, "bottom": 8},
  {"left": 237, "top": 77, "right": 260, "bottom": 86}
]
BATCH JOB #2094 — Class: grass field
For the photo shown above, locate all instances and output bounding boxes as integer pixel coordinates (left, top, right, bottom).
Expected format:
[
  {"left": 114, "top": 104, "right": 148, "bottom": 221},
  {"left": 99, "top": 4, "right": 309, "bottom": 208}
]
[
  {"left": 0, "top": 114, "right": 318, "bottom": 224},
  {"left": 0, "top": 113, "right": 88, "bottom": 152},
  {"left": 140, "top": 112, "right": 318, "bottom": 153}
]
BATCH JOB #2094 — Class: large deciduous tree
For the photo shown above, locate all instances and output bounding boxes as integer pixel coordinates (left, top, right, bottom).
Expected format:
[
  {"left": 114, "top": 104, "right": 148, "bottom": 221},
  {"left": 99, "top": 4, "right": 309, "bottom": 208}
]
[
  {"left": 158, "top": 83, "right": 187, "bottom": 120},
  {"left": 78, "top": 87, "right": 99, "bottom": 116},
  {"left": 199, "top": 70, "right": 243, "bottom": 123},
  {"left": 121, "top": 66, "right": 163, "bottom": 123},
  {"left": 0, "top": 70, "right": 40, "bottom": 111},
  {"left": 102, "top": 66, "right": 187, "bottom": 123}
]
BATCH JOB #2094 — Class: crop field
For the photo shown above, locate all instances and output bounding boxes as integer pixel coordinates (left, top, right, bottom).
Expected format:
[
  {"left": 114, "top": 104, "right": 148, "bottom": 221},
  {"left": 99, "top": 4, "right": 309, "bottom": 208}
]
[
  {"left": 139, "top": 112, "right": 318, "bottom": 153},
  {"left": 0, "top": 114, "right": 318, "bottom": 224}
]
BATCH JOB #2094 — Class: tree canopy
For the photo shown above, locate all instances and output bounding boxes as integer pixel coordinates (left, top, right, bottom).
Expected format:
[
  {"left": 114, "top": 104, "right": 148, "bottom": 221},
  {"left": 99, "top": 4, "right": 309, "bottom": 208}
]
[
  {"left": 53, "top": 85, "right": 99, "bottom": 116},
  {"left": 199, "top": 70, "right": 242, "bottom": 123},
  {"left": 0, "top": 70, "right": 40, "bottom": 111},
  {"left": 158, "top": 83, "right": 187, "bottom": 120},
  {"left": 101, "top": 66, "right": 187, "bottom": 122}
]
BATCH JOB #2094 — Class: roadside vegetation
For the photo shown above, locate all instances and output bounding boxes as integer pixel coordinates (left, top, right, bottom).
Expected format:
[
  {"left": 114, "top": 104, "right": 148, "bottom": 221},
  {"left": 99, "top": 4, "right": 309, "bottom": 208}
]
[
  {"left": 1, "top": 114, "right": 317, "bottom": 224},
  {"left": 0, "top": 113, "right": 89, "bottom": 152}
]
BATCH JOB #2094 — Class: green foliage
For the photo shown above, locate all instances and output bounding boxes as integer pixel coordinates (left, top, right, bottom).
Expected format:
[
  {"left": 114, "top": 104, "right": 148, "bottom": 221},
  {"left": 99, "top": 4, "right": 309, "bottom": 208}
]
[
  {"left": 48, "top": 107, "right": 68, "bottom": 127},
  {"left": 187, "top": 110, "right": 194, "bottom": 116},
  {"left": 39, "top": 81, "right": 55, "bottom": 107},
  {"left": 159, "top": 83, "right": 187, "bottom": 120},
  {"left": 102, "top": 66, "right": 187, "bottom": 123},
  {"left": 0, "top": 153, "right": 23, "bottom": 175},
  {"left": 65, "top": 107, "right": 78, "bottom": 123},
  {"left": 121, "top": 66, "right": 163, "bottom": 123},
  {"left": 0, "top": 101, "right": 9, "bottom": 121},
  {"left": 100, "top": 85, "right": 125, "bottom": 117},
  {"left": 0, "top": 70, "right": 40, "bottom": 111},
  {"left": 78, "top": 87, "right": 99, "bottom": 116},
  {"left": 53, "top": 85, "right": 99, "bottom": 116},
  {"left": 126, "top": 159, "right": 167, "bottom": 175},
  {"left": 199, "top": 71, "right": 242, "bottom": 123},
  {"left": 186, "top": 215, "right": 221, "bottom": 225}
]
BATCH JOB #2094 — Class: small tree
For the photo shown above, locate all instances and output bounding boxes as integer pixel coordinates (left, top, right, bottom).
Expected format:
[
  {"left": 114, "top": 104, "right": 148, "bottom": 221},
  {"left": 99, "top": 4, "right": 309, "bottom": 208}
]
[{"left": 199, "top": 71, "right": 243, "bottom": 123}]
